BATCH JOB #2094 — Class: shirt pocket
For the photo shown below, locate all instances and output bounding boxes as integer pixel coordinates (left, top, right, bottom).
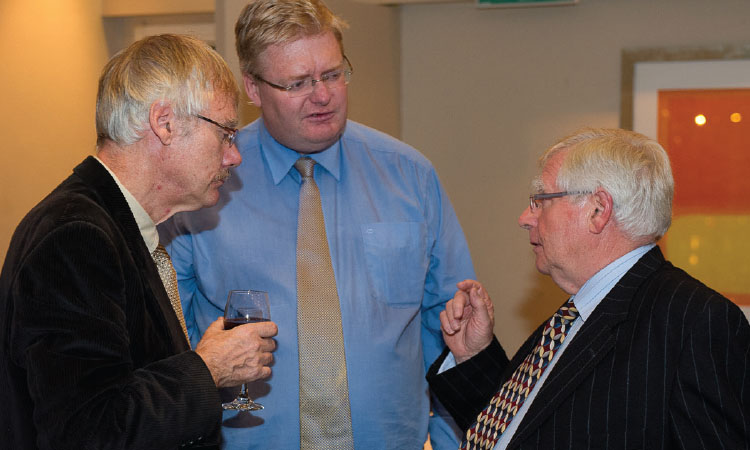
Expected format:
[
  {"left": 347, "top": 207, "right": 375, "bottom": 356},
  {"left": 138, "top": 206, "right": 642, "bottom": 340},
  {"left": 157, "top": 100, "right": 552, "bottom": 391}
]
[{"left": 361, "top": 222, "right": 428, "bottom": 307}]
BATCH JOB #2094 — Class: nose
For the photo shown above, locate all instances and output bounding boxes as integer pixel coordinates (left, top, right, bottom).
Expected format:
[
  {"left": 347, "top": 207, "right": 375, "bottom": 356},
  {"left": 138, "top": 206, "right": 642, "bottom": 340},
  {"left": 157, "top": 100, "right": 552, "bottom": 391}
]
[
  {"left": 308, "top": 80, "right": 332, "bottom": 104},
  {"left": 223, "top": 142, "right": 242, "bottom": 168},
  {"left": 518, "top": 205, "right": 535, "bottom": 230}
]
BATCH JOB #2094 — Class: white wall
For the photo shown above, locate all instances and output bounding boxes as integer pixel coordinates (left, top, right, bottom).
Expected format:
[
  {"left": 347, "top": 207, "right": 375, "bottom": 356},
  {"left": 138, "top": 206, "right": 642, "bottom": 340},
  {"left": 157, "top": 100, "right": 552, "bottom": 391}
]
[{"left": 400, "top": 0, "right": 750, "bottom": 352}]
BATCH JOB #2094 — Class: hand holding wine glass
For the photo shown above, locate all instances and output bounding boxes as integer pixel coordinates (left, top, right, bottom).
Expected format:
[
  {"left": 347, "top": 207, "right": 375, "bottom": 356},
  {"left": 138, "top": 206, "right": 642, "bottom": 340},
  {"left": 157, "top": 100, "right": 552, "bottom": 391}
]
[
  {"left": 222, "top": 289, "right": 272, "bottom": 411},
  {"left": 194, "top": 290, "right": 276, "bottom": 404}
]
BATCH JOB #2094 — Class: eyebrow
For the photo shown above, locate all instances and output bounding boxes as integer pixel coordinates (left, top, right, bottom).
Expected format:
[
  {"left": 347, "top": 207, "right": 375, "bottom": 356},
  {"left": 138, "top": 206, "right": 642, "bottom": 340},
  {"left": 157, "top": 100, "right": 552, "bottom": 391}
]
[
  {"left": 218, "top": 118, "right": 239, "bottom": 129},
  {"left": 287, "top": 60, "right": 347, "bottom": 80},
  {"left": 531, "top": 176, "right": 545, "bottom": 193}
]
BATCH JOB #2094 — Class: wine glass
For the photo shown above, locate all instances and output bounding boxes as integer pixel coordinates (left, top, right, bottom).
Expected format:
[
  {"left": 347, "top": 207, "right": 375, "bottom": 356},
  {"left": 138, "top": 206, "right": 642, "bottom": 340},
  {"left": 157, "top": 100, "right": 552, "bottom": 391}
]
[{"left": 222, "top": 289, "right": 271, "bottom": 411}]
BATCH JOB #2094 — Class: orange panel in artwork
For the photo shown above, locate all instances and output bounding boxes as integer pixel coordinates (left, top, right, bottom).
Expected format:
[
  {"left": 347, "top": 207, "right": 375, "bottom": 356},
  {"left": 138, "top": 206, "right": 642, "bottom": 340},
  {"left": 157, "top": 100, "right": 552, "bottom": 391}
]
[
  {"left": 658, "top": 88, "right": 750, "bottom": 306},
  {"left": 658, "top": 89, "right": 750, "bottom": 216}
]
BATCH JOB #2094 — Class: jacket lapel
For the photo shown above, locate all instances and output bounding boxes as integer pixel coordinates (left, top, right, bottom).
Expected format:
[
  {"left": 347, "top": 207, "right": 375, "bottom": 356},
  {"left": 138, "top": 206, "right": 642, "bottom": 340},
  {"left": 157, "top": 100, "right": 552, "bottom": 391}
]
[
  {"left": 73, "top": 157, "right": 190, "bottom": 351},
  {"left": 508, "top": 247, "right": 667, "bottom": 447}
]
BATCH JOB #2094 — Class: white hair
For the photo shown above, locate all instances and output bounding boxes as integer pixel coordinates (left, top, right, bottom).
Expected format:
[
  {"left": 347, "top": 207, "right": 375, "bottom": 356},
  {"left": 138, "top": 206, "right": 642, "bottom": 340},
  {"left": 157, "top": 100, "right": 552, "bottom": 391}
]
[{"left": 541, "top": 128, "right": 674, "bottom": 241}]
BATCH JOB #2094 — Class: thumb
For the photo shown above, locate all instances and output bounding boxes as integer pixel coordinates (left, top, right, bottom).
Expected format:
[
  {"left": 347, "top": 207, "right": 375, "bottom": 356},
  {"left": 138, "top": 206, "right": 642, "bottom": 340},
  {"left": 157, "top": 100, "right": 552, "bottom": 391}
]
[
  {"left": 204, "top": 316, "right": 224, "bottom": 333},
  {"left": 469, "top": 286, "right": 492, "bottom": 323}
]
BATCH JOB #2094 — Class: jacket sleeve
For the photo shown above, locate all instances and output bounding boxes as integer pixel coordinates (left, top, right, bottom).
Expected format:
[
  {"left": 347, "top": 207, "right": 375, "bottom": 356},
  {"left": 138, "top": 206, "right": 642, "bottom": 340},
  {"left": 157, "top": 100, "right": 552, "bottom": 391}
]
[
  {"left": 9, "top": 221, "right": 221, "bottom": 450},
  {"left": 426, "top": 337, "right": 510, "bottom": 432}
]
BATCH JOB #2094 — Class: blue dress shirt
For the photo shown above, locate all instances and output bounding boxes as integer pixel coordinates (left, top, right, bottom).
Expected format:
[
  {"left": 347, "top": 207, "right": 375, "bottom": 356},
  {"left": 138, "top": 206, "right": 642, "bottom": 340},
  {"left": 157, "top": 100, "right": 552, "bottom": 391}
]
[{"left": 159, "top": 119, "right": 475, "bottom": 449}]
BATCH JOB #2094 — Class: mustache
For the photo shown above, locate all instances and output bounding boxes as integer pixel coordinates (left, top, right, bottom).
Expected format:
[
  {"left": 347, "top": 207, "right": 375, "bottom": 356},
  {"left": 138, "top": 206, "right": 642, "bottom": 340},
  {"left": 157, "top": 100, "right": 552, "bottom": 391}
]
[{"left": 213, "top": 169, "right": 231, "bottom": 183}]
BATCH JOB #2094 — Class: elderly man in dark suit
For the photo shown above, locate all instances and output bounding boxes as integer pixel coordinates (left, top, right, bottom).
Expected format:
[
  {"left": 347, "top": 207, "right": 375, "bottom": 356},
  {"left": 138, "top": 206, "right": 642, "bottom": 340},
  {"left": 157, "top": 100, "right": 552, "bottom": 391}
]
[
  {"left": 427, "top": 128, "right": 750, "bottom": 450},
  {"left": 0, "top": 34, "right": 277, "bottom": 450}
]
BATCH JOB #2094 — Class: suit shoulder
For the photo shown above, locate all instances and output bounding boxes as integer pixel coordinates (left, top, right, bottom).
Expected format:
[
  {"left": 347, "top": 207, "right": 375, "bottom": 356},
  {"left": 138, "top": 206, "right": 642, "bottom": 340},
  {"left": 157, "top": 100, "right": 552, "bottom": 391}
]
[
  {"left": 26, "top": 177, "right": 115, "bottom": 233},
  {"left": 5, "top": 177, "right": 122, "bottom": 268},
  {"left": 642, "top": 261, "right": 746, "bottom": 323}
]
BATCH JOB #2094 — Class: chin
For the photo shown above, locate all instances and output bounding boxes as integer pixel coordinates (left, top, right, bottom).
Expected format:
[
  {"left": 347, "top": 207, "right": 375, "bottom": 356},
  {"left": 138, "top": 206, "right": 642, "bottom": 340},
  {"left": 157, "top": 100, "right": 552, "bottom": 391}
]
[
  {"left": 535, "top": 260, "right": 550, "bottom": 276},
  {"left": 200, "top": 190, "right": 221, "bottom": 208}
]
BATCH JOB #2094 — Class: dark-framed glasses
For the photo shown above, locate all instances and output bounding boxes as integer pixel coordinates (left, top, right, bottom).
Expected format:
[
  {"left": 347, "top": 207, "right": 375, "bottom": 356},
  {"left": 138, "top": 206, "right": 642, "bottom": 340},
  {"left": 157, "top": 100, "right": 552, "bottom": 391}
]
[
  {"left": 195, "top": 114, "right": 238, "bottom": 147},
  {"left": 529, "top": 191, "right": 590, "bottom": 211},
  {"left": 253, "top": 55, "right": 353, "bottom": 98}
]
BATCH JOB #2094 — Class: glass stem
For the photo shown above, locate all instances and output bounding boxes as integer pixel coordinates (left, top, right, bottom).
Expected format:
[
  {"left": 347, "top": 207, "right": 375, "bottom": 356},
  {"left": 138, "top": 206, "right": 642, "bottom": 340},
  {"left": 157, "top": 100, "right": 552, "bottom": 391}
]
[{"left": 238, "top": 384, "right": 249, "bottom": 402}]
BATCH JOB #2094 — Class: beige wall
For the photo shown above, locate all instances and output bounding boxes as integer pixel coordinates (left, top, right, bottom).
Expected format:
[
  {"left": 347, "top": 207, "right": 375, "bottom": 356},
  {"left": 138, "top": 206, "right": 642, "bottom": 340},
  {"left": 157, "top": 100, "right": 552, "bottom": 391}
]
[
  {"left": 0, "top": 0, "right": 399, "bottom": 262},
  {"left": 0, "top": 0, "right": 109, "bottom": 262},
  {"left": 400, "top": 0, "right": 750, "bottom": 353},
  {"left": 2, "top": 0, "right": 749, "bottom": 356}
]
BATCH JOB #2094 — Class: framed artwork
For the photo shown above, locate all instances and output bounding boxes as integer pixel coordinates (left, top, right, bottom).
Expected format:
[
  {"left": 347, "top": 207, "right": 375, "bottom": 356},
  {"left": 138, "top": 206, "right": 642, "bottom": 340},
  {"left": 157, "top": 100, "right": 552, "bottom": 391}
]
[{"left": 621, "top": 44, "right": 750, "bottom": 321}]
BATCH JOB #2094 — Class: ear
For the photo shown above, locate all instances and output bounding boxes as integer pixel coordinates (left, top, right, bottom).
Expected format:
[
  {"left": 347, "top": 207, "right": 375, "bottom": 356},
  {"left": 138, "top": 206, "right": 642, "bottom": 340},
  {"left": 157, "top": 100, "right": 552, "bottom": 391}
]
[
  {"left": 149, "top": 100, "right": 175, "bottom": 146},
  {"left": 243, "top": 73, "right": 262, "bottom": 107},
  {"left": 589, "top": 189, "right": 613, "bottom": 234}
]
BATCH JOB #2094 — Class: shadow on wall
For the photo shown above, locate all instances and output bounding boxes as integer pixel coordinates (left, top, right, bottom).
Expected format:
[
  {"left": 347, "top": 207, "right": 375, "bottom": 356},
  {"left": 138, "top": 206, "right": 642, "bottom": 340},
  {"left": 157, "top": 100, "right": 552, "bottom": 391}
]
[{"left": 518, "top": 273, "right": 567, "bottom": 332}]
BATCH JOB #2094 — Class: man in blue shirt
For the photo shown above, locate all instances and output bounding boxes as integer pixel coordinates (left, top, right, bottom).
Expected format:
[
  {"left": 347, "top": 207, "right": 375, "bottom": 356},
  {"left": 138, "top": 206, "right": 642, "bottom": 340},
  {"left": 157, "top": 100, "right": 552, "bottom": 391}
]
[
  {"left": 428, "top": 128, "right": 750, "bottom": 449},
  {"left": 159, "top": 0, "right": 474, "bottom": 448}
]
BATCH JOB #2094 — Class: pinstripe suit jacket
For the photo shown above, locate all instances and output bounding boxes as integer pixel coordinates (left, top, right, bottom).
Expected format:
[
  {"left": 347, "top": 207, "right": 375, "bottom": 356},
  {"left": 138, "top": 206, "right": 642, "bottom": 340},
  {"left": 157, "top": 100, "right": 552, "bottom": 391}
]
[{"left": 427, "top": 247, "right": 750, "bottom": 449}]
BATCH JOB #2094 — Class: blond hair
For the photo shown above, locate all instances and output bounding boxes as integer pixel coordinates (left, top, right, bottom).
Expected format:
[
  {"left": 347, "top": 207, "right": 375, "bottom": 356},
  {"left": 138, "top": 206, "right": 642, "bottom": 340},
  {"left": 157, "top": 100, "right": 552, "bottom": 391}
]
[{"left": 235, "top": 0, "right": 348, "bottom": 76}]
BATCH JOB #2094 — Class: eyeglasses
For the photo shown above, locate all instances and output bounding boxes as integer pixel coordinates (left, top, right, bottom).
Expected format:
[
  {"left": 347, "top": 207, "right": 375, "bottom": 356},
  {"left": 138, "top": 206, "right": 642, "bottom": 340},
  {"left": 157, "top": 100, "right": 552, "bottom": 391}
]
[
  {"left": 529, "top": 191, "right": 590, "bottom": 211},
  {"left": 195, "top": 114, "right": 238, "bottom": 147},
  {"left": 253, "top": 56, "right": 353, "bottom": 98}
]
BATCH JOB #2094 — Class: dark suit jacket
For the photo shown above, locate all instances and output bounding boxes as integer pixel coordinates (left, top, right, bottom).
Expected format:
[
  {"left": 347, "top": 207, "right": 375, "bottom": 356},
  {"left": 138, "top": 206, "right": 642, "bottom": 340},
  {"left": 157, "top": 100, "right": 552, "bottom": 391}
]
[
  {"left": 428, "top": 247, "right": 750, "bottom": 449},
  {"left": 0, "top": 157, "right": 222, "bottom": 450}
]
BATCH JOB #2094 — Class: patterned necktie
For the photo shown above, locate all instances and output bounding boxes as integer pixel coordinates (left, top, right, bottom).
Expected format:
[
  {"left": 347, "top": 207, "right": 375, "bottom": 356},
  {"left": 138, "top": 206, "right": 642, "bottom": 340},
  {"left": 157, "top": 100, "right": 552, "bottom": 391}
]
[
  {"left": 461, "top": 300, "right": 579, "bottom": 450},
  {"left": 151, "top": 244, "right": 190, "bottom": 345},
  {"left": 295, "top": 157, "right": 354, "bottom": 450}
]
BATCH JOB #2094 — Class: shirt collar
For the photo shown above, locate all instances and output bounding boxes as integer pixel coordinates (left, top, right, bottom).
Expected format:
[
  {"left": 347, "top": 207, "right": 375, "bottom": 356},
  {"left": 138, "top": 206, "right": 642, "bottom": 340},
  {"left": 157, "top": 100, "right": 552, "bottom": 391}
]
[
  {"left": 94, "top": 156, "right": 159, "bottom": 253},
  {"left": 571, "top": 243, "right": 655, "bottom": 322},
  {"left": 258, "top": 119, "right": 342, "bottom": 184}
]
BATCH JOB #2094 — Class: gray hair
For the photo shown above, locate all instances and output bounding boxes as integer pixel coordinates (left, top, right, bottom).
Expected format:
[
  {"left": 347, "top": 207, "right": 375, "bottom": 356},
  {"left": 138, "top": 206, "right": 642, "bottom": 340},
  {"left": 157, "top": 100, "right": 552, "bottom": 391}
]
[
  {"left": 541, "top": 127, "right": 674, "bottom": 241},
  {"left": 96, "top": 34, "right": 239, "bottom": 146}
]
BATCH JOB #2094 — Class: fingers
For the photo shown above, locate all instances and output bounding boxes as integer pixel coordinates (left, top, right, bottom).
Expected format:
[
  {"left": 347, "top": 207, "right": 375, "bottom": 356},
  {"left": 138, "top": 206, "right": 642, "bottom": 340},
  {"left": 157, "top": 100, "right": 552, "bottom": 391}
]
[
  {"left": 439, "top": 309, "right": 456, "bottom": 336},
  {"left": 206, "top": 316, "right": 225, "bottom": 333},
  {"left": 440, "top": 290, "right": 469, "bottom": 335},
  {"left": 468, "top": 283, "right": 493, "bottom": 321},
  {"left": 440, "top": 280, "right": 494, "bottom": 338},
  {"left": 195, "top": 320, "right": 278, "bottom": 388},
  {"left": 456, "top": 279, "right": 483, "bottom": 292},
  {"left": 232, "top": 320, "right": 278, "bottom": 339}
]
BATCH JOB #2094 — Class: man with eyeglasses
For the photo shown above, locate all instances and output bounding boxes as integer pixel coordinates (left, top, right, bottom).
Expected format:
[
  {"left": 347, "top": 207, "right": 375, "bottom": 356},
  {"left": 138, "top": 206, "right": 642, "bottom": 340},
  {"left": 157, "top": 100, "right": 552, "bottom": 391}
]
[
  {"left": 158, "top": 0, "right": 474, "bottom": 448},
  {"left": 0, "top": 34, "right": 278, "bottom": 450},
  {"left": 426, "top": 128, "right": 750, "bottom": 449}
]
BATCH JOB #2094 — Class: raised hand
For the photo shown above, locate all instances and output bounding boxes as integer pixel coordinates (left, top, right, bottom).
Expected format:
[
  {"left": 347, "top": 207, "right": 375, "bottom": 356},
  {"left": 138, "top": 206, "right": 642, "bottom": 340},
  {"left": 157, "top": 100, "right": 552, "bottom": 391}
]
[{"left": 440, "top": 279, "right": 495, "bottom": 364}]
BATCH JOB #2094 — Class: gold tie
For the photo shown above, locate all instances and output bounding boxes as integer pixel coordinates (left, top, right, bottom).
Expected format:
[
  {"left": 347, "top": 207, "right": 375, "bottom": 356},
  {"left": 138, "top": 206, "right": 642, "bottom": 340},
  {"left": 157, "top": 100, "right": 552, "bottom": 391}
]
[
  {"left": 295, "top": 157, "right": 354, "bottom": 449},
  {"left": 151, "top": 244, "right": 190, "bottom": 345}
]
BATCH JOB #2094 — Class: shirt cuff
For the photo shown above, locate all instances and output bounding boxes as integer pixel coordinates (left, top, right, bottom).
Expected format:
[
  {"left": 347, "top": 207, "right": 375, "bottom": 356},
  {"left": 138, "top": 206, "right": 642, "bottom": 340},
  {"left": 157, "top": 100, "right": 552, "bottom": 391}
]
[{"left": 437, "top": 351, "right": 457, "bottom": 374}]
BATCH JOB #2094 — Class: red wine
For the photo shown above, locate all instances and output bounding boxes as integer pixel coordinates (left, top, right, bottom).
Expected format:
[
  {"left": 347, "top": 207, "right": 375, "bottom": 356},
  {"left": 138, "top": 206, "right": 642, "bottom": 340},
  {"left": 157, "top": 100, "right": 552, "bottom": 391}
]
[{"left": 224, "top": 317, "right": 269, "bottom": 330}]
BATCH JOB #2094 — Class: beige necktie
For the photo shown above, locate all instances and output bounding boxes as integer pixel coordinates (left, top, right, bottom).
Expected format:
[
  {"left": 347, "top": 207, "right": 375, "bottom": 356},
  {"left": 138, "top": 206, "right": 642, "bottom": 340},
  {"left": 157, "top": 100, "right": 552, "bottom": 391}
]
[
  {"left": 151, "top": 244, "right": 190, "bottom": 345},
  {"left": 295, "top": 157, "right": 354, "bottom": 450}
]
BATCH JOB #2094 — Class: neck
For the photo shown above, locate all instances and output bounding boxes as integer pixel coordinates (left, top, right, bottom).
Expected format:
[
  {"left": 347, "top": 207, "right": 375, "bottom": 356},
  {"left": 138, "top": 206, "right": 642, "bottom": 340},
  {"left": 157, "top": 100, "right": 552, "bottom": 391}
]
[
  {"left": 561, "top": 230, "right": 648, "bottom": 295},
  {"left": 97, "top": 140, "right": 174, "bottom": 224}
]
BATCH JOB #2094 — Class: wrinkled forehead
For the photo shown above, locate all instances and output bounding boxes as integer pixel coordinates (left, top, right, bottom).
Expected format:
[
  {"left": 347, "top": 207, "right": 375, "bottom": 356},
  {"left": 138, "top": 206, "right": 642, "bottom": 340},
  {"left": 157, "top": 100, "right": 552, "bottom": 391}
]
[
  {"left": 533, "top": 149, "right": 567, "bottom": 192},
  {"left": 260, "top": 31, "right": 341, "bottom": 64}
]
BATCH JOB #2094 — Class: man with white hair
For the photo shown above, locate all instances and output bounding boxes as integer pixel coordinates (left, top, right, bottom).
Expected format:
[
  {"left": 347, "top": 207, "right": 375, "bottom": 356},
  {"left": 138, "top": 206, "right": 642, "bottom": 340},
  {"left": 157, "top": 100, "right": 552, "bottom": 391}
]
[
  {"left": 0, "top": 34, "right": 277, "bottom": 450},
  {"left": 428, "top": 128, "right": 750, "bottom": 449}
]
